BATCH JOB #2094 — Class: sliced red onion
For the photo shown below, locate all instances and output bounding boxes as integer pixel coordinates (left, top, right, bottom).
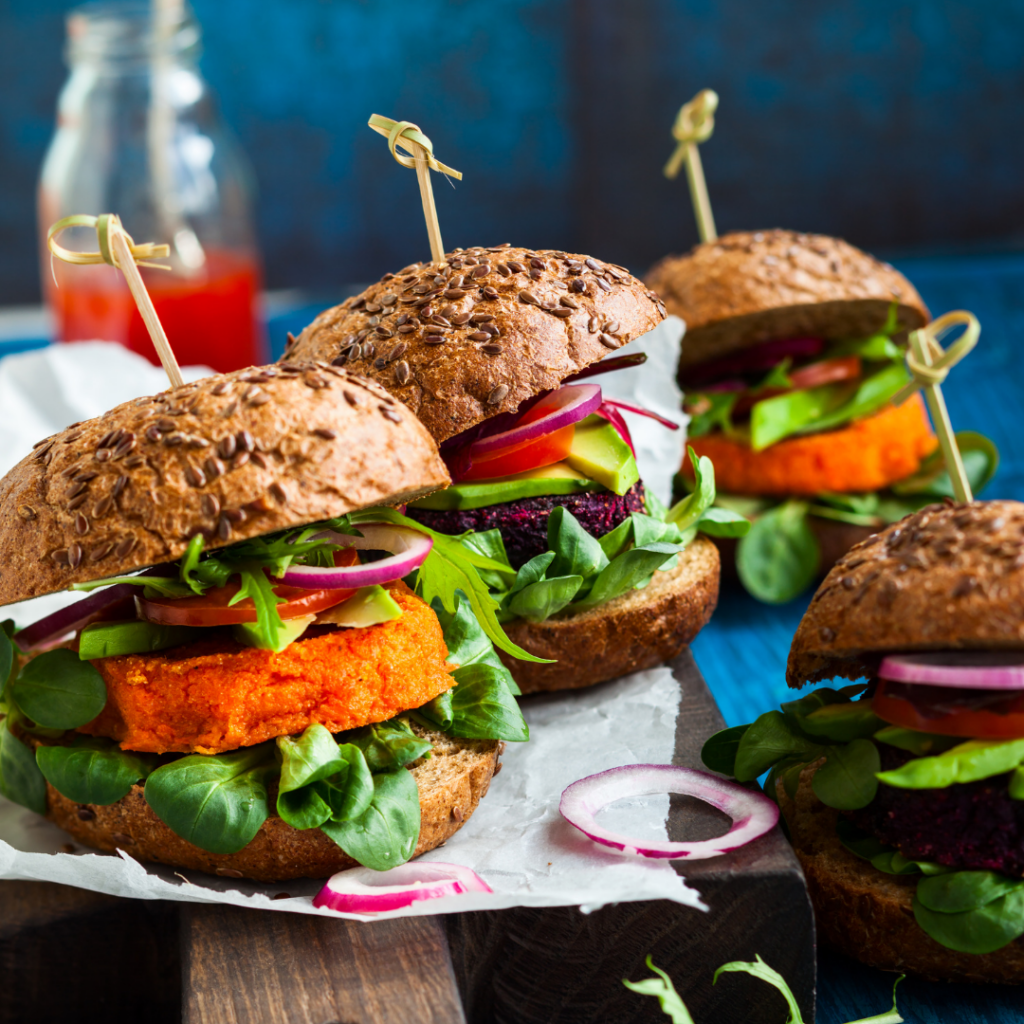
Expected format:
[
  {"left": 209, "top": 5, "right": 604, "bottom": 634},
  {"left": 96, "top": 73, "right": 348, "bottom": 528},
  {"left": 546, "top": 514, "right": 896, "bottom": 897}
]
[
  {"left": 602, "top": 398, "right": 680, "bottom": 431},
  {"left": 16, "top": 583, "right": 139, "bottom": 652},
  {"left": 560, "top": 764, "right": 779, "bottom": 860},
  {"left": 879, "top": 652, "right": 1024, "bottom": 690},
  {"left": 564, "top": 352, "right": 649, "bottom": 382},
  {"left": 312, "top": 862, "right": 492, "bottom": 914},
  {"left": 595, "top": 403, "right": 635, "bottom": 455},
  {"left": 469, "top": 384, "right": 602, "bottom": 458},
  {"left": 277, "top": 524, "right": 432, "bottom": 590}
]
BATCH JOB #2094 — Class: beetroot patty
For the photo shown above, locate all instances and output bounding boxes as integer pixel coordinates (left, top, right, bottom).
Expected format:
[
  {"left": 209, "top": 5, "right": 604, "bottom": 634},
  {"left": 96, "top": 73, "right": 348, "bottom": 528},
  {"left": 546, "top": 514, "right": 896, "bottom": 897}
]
[
  {"left": 408, "top": 484, "right": 646, "bottom": 568},
  {"left": 848, "top": 744, "right": 1024, "bottom": 877}
]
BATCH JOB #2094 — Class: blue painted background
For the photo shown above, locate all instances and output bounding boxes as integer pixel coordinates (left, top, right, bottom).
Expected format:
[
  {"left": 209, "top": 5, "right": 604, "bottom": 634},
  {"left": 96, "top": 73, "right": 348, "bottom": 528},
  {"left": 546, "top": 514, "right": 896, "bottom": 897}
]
[{"left": 2, "top": 0, "right": 1024, "bottom": 305}]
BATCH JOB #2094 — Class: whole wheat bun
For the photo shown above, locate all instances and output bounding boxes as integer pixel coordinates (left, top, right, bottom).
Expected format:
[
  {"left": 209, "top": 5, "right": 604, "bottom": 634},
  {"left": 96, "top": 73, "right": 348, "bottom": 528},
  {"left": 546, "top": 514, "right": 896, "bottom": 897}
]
[
  {"left": 787, "top": 500, "right": 1024, "bottom": 688},
  {"left": 0, "top": 363, "right": 449, "bottom": 607},
  {"left": 646, "top": 229, "right": 929, "bottom": 374},
  {"left": 45, "top": 729, "right": 499, "bottom": 883},
  {"left": 780, "top": 764, "right": 1024, "bottom": 983},
  {"left": 497, "top": 536, "right": 719, "bottom": 693},
  {"left": 286, "top": 245, "right": 666, "bottom": 442}
]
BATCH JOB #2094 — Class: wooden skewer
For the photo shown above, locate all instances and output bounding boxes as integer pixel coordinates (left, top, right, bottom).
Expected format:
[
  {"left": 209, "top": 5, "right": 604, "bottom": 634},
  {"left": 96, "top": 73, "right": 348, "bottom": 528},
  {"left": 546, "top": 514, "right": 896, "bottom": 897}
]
[
  {"left": 899, "top": 312, "right": 980, "bottom": 503},
  {"left": 367, "top": 115, "right": 462, "bottom": 264},
  {"left": 412, "top": 144, "right": 445, "bottom": 263},
  {"left": 108, "top": 226, "right": 184, "bottom": 388},
  {"left": 664, "top": 89, "right": 719, "bottom": 244},
  {"left": 47, "top": 213, "right": 183, "bottom": 389}
]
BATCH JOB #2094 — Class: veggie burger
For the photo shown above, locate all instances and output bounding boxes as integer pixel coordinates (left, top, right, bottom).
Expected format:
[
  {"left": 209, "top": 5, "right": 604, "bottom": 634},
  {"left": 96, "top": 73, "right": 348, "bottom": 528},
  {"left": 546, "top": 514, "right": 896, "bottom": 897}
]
[
  {"left": 285, "top": 244, "right": 746, "bottom": 693},
  {"left": 0, "top": 363, "right": 529, "bottom": 881},
  {"left": 648, "top": 230, "right": 997, "bottom": 604},
  {"left": 705, "top": 500, "right": 1024, "bottom": 982}
]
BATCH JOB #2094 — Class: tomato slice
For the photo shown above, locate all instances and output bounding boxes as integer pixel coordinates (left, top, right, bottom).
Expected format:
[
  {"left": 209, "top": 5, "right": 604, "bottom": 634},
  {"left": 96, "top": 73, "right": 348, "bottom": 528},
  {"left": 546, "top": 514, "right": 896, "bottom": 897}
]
[
  {"left": 459, "top": 423, "right": 575, "bottom": 481},
  {"left": 873, "top": 678, "right": 1024, "bottom": 739},
  {"left": 139, "top": 549, "right": 359, "bottom": 627},
  {"left": 788, "top": 355, "right": 861, "bottom": 390}
]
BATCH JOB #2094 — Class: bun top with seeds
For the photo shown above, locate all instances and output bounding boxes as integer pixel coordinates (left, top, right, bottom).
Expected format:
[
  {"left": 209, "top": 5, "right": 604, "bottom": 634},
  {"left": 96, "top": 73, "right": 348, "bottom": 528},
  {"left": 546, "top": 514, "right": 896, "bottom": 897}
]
[
  {"left": 0, "top": 362, "right": 449, "bottom": 606},
  {"left": 786, "top": 500, "right": 1024, "bottom": 688},
  {"left": 285, "top": 244, "right": 666, "bottom": 442},
  {"left": 646, "top": 229, "right": 929, "bottom": 373}
]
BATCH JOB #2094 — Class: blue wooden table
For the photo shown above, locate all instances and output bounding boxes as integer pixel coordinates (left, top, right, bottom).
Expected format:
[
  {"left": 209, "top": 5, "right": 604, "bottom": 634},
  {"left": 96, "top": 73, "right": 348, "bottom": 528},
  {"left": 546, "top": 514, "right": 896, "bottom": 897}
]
[
  {"left": 693, "top": 252, "right": 1024, "bottom": 1021},
  {"left": 2, "top": 253, "right": 1022, "bottom": 1020}
]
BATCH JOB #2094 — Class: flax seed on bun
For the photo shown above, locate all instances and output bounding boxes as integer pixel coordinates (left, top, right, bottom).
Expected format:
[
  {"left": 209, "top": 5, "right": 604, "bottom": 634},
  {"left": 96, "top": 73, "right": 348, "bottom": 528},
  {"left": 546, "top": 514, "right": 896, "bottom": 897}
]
[
  {"left": 0, "top": 363, "right": 449, "bottom": 606},
  {"left": 285, "top": 245, "right": 667, "bottom": 442},
  {"left": 646, "top": 229, "right": 930, "bottom": 375},
  {"left": 786, "top": 500, "right": 1024, "bottom": 689}
]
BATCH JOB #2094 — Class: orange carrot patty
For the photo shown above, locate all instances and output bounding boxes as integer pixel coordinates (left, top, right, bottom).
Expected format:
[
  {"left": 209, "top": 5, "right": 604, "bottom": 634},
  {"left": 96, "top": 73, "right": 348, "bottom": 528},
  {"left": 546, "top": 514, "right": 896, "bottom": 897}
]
[
  {"left": 80, "top": 581, "right": 454, "bottom": 754},
  {"left": 686, "top": 394, "right": 938, "bottom": 497}
]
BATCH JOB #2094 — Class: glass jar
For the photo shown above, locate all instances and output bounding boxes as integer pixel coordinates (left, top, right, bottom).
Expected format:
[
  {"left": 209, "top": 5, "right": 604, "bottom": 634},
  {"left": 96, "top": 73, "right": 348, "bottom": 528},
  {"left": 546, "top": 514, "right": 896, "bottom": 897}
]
[{"left": 38, "top": 1, "right": 264, "bottom": 372}]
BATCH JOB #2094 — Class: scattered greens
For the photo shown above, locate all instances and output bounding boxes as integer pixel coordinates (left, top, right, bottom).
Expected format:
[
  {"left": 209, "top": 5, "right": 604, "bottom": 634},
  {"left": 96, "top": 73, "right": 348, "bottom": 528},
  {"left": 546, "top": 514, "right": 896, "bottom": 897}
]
[
  {"left": 624, "top": 952, "right": 904, "bottom": 1023},
  {"left": 736, "top": 501, "right": 819, "bottom": 605}
]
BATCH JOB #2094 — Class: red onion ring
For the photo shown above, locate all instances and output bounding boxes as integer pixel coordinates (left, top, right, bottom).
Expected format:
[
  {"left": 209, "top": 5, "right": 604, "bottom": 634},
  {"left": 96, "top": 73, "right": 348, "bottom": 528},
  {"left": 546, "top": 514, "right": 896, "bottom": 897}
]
[
  {"left": 469, "top": 384, "right": 602, "bottom": 458},
  {"left": 277, "top": 524, "right": 432, "bottom": 590},
  {"left": 559, "top": 764, "right": 779, "bottom": 860},
  {"left": 312, "top": 862, "right": 492, "bottom": 914},
  {"left": 602, "top": 398, "right": 680, "bottom": 431},
  {"left": 879, "top": 652, "right": 1024, "bottom": 690}
]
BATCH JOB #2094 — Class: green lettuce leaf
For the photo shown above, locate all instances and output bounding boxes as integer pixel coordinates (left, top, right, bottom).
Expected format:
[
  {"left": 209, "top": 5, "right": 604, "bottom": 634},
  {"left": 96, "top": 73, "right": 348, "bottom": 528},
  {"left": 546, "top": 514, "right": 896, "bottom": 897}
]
[{"left": 35, "top": 736, "right": 156, "bottom": 805}]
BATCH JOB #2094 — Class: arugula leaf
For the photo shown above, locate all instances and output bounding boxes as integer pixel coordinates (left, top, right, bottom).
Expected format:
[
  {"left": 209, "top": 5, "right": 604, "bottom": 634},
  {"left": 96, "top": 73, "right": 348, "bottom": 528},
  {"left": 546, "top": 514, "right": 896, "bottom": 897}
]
[
  {"left": 736, "top": 500, "right": 819, "bottom": 604},
  {"left": 751, "top": 382, "right": 852, "bottom": 451},
  {"left": 796, "top": 362, "right": 910, "bottom": 437},
  {"left": 685, "top": 391, "right": 737, "bottom": 439},
  {"left": 415, "top": 690, "right": 454, "bottom": 731},
  {"left": 622, "top": 955, "right": 695, "bottom": 1024},
  {"left": 828, "top": 333, "right": 903, "bottom": 362},
  {"left": 227, "top": 562, "right": 287, "bottom": 652},
  {"left": 798, "top": 702, "right": 885, "bottom": 743},
  {"left": 1010, "top": 766, "right": 1024, "bottom": 800},
  {"left": 36, "top": 736, "right": 156, "bottom": 805},
  {"left": 890, "top": 430, "right": 999, "bottom": 499},
  {"left": 71, "top": 575, "right": 193, "bottom": 598},
  {"left": 144, "top": 744, "right": 276, "bottom": 855},
  {"left": 713, "top": 954, "right": 806, "bottom": 1024},
  {"left": 348, "top": 719, "right": 432, "bottom": 772},
  {"left": 811, "top": 738, "right": 880, "bottom": 810},
  {"left": 0, "top": 717, "right": 47, "bottom": 814},
  {"left": 458, "top": 529, "right": 514, "bottom": 590},
  {"left": 10, "top": 649, "right": 107, "bottom": 730},
  {"left": 351, "top": 507, "right": 545, "bottom": 663},
  {"left": 179, "top": 534, "right": 208, "bottom": 595},
  {"left": 320, "top": 767, "right": 421, "bottom": 871},
  {"left": 873, "top": 726, "right": 961, "bottom": 757},
  {"left": 844, "top": 977, "right": 906, "bottom": 1024},
  {"left": 877, "top": 737, "right": 1024, "bottom": 789},
  {"left": 448, "top": 663, "right": 530, "bottom": 741}
]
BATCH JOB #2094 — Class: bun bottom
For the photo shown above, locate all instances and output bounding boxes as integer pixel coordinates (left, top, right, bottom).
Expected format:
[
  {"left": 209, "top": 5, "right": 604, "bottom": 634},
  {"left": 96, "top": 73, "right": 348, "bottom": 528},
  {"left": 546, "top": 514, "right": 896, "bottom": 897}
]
[
  {"left": 497, "top": 535, "right": 719, "bottom": 694},
  {"left": 46, "top": 731, "right": 499, "bottom": 883},
  {"left": 780, "top": 765, "right": 1024, "bottom": 984},
  {"left": 715, "top": 516, "right": 876, "bottom": 586}
]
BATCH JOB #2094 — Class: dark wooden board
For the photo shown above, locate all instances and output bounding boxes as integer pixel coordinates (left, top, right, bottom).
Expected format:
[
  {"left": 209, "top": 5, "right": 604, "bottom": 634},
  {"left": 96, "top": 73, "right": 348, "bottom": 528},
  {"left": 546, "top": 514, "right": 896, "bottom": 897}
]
[
  {"left": 0, "top": 651, "right": 814, "bottom": 1024},
  {"left": 445, "top": 650, "right": 816, "bottom": 1023}
]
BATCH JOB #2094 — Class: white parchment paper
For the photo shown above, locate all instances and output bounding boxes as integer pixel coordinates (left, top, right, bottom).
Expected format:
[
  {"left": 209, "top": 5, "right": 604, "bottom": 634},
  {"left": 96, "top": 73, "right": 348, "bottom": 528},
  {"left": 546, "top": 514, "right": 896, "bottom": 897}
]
[{"left": 0, "top": 341, "right": 704, "bottom": 920}]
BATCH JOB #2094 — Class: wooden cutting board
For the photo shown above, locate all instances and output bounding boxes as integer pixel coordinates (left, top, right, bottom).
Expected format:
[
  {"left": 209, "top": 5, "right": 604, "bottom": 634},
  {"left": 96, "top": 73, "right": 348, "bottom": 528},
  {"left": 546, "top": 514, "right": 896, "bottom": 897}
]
[{"left": 0, "top": 650, "right": 814, "bottom": 1024}]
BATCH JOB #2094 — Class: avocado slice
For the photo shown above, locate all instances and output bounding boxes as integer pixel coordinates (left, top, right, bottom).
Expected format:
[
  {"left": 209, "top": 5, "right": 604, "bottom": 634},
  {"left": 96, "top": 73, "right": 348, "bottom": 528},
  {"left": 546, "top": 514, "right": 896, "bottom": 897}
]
[
  {"left": 410, "top": 462, "right": 604, "bottom": 511},
  {"left": 78, "top": 620, "right": 202, "bottom": 660},
  {"left": 565, "top": 416, "right": 639, "bottom": 495},
  {"left": 233, "top": 614, "right": 315, "bottom": 653},
  {"left": 315, "top": 585, "right": 403, "bottom": 628}
]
